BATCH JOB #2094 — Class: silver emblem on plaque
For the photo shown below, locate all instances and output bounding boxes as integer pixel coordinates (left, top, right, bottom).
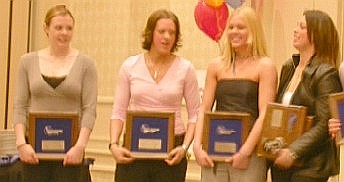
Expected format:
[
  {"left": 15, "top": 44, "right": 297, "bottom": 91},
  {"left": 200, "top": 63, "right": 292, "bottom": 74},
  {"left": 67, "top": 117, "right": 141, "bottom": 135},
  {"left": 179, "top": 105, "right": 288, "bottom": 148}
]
[
  {"left": 216, "top": 126, "right": 236, "bottom": 135},
  {"left": 44, "top": 125, "right": 63, "bottom": 136},
  {"left": 140, "top": 124, "right": 160, "bottom": 134}
]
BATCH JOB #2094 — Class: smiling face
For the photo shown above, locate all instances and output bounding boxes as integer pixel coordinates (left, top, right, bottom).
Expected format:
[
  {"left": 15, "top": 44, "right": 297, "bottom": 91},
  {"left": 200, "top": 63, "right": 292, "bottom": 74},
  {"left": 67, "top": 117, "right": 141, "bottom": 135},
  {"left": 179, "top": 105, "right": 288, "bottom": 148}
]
[
  {"left": 293, "top": 16, "right": 312, "bottom": 51},
  {"left": 227, "top": 14, "right": 251, "bottom": 50},
  {"left": 44, "top": 15, "right": 74, "bottom": 49},
  {"left": 150, "top": 18, "right": 176, "bottom": 56}
]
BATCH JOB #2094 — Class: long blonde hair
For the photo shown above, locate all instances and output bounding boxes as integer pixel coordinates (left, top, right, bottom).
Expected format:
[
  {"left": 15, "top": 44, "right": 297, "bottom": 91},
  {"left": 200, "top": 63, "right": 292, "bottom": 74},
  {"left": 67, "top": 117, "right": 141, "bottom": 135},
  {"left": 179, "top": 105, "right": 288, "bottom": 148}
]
[{"left": 221, "top": 6, "right": 267, "bottom": 69}]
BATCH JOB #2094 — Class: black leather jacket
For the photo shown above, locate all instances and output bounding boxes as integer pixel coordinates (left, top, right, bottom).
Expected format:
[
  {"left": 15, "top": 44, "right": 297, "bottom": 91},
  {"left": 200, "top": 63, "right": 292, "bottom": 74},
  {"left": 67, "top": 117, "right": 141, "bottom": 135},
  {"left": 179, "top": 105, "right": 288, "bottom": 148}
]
[{"left": 276, "top": 54, "right": 342, "bottom": 177}]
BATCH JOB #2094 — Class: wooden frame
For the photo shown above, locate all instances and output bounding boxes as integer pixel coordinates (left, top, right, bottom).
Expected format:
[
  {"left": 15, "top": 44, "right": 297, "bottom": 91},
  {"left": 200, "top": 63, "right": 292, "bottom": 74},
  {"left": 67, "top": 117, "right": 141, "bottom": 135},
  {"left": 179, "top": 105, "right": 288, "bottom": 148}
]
[
  {"left": 124, "top": 111, "right": 175, "bottom": 159},
  {"left": 28, "top": 111, "right": 79, "bottom": 160},
  {"left": 202, "top": 111, "right": 250, "bottom": 161},
  {"left": 329, "top": 92, "right": 344, "bottom": 144},
  {"left": 257, "top": 103, "right": 311, "bottom": 159}
]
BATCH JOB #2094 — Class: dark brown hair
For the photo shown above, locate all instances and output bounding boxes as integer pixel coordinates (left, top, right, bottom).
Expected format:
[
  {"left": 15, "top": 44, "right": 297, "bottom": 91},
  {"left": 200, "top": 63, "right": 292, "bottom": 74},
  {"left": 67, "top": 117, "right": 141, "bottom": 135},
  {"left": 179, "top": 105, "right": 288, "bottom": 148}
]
[
  {"left": 141, "top": 9, "right": 181, "bottom": 52},
  {"left": 304, "top": 10, "right": 340, "bottom": 68}
]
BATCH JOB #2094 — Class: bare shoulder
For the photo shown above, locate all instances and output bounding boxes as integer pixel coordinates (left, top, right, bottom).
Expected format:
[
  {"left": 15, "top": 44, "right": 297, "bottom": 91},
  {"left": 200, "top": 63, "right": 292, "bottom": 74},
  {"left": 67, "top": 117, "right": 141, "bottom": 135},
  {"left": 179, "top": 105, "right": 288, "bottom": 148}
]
[
  {"left": 207, "top": 56, "right": 224, "bottom": 71},
  {"left": 257, "top": 56, "right": 274, "bottom": 65},
  {"left": 257, "top": 56, "right": 276, "bottom": 71}
]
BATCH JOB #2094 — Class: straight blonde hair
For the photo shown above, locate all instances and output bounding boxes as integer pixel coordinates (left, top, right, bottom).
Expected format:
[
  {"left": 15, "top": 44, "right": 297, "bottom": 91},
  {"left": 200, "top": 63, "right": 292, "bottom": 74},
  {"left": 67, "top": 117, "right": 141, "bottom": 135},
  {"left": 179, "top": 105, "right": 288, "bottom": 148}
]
[{"left": 220, "top": 6, "right": 267, "bottom": 69}]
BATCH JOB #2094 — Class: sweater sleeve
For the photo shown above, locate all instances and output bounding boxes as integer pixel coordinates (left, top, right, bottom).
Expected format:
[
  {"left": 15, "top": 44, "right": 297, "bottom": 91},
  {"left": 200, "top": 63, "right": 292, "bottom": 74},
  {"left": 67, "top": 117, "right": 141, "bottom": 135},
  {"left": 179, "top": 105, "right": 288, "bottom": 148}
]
[
  {"left": 80, "top": 55, "right": 98, "bottom": 129},
  {"left": 183, "top": 60, "right": 200, "bottom": 123},
  {"left": 110, "top": 57, "right": 134, "bottom": 122},
  {"left": 12, "top": 54, "right": 32, "bottom": 127}
]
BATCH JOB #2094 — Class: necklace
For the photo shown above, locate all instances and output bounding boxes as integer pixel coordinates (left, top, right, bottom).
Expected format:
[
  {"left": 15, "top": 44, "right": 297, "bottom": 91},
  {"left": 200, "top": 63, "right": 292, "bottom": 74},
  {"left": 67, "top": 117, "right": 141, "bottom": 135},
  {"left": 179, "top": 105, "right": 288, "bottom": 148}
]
[
  {"left": 232, "top": 54, "right": 253, "bottom": 75},
  {"left": 146, "top": 54, "right": 159, "bottom": 80},
  {"left": 146, "top": 53, "right": 175, "bottom": 81}
]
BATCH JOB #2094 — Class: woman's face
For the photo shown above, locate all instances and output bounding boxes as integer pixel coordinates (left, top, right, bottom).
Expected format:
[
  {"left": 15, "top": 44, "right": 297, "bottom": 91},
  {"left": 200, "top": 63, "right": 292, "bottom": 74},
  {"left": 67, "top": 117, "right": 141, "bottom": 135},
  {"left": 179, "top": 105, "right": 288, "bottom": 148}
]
[
  {"left": 45, "top": 15, "right": 74, "bottom": 49},
  {"left": 293, "top": 16, "right": 312, "bottom": 50},
  {"left": 150, "top": 18, "right": 176, "bottom": 55},
  {"left": 227, "top": 15, "right": 250, "bottom": 49}
]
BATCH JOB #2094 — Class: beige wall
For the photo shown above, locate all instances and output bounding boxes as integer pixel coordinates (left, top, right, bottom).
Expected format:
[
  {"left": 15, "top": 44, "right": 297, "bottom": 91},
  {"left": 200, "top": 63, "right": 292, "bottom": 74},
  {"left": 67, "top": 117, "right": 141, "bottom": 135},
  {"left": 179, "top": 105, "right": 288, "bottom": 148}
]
[
  {"left": 1, "top": 0, "right": 30, "bottom": 129},
  {"left": 25, "top": 0, "right": 343, "bottom": 99},
  {"left": 28, "top": 0, "right": 221, "bottom": 98},
  {"left": 20, "top": 0, "right": 342, "bottom": 131},
  {"left": 264, "top": 0, "right": 341, "bottom": 72},
  {"left": 2, "top": 0, "right": 344, "bottom": 181},
  {"left": 0, "top": 0, "right": 10, "bottom": 128}
]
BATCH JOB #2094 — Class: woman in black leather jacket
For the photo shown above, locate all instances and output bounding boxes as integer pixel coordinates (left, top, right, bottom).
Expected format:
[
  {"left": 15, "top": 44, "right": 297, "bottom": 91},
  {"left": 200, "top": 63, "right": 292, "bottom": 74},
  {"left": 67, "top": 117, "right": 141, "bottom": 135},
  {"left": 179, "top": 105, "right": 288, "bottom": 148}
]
[{"left": 271, "top": 10, "right": 342, "bottom": 182}]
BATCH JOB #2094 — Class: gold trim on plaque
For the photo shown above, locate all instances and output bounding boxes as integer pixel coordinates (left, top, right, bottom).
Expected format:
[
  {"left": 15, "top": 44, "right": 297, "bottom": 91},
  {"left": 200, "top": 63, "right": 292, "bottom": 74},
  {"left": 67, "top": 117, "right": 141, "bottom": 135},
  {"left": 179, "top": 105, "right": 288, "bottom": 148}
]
[
  {"left": 202, "top": 111, "right": 251, "bottom": 161},
  {"left": 329, "top": 92, "right": 344, "bottom": 144},
  {"left": 124, "top": 111, "right": 175, "bottom": 159},
  {"left": 28, "top": 111, "right": 79, "bottom": 160},
  {"left": 257, "top": 103, "right": 312, "bottom": 159}
]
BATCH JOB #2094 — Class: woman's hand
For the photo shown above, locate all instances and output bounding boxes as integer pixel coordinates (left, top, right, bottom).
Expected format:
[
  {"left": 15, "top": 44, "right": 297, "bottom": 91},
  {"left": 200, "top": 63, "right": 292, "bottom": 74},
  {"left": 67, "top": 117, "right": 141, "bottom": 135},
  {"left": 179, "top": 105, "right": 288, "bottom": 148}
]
[
  {"left": 63, "top": 145, "right": 84, "bottom": 165},
  {"left": 274, "top": 148, "right": 295, "bottom": 169},
  {"left": 194, "top": 148, "right": 214, "bottom": 168},
  {"left": 225, "top": 152, "right": 249, "bottom": 169},
  {"left": 329, "top": 118, "right": 341, "bottom": 139},
  {"left": 109, "top": 145, "right": 134, "bottom": 164},
  {"left": 17, "top": 144, "right": 39, "bottom": 164},
  {"left": 165, "top": 146, "right": 186, "bottom": 166}
]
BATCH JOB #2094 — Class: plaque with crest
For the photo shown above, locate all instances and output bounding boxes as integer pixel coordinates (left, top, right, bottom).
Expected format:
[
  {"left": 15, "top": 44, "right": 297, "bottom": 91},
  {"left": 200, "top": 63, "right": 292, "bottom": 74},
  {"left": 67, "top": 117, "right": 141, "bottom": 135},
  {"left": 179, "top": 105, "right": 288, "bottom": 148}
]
[
  {"left": 124, "top": 111, "right": 175, "bottom": 159},
  {"left": 202, "top": 111, "right": 250, "bottom": 161},
  {"left": 257, "top": 103, "right": 313, "bottom": 159},
  {"left": 28, "top": 111, "right": 79, "bottom": 160}
]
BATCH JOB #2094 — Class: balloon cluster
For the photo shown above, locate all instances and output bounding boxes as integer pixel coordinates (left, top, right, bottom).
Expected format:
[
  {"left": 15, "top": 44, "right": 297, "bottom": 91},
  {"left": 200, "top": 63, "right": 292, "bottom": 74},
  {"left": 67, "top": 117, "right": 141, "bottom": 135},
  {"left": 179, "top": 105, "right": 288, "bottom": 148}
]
[{"left": 194, "top": 0, "right": 244, "bottom": 42}]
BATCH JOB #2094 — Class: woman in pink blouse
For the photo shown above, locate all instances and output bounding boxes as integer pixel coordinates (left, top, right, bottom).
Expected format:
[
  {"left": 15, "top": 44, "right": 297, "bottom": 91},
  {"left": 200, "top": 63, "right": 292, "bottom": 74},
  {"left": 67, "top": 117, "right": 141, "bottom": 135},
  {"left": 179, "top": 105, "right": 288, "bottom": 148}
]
[{"left": 108, "top": 9, "right": 200, "bottom": 182}]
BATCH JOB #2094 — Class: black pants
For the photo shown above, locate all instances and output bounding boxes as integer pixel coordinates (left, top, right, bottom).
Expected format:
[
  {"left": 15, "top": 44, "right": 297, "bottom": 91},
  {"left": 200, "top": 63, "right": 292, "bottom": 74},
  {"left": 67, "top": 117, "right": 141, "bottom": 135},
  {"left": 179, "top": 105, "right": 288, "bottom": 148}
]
[
  {"left": 115, "top": 135, "right": 187, "bottom": 182},
  {"left": 22, "top": 160, "right": 92, "bottom": 182},
  {"left": 271, "top": 166, "right": 329, "bottom": 182}
]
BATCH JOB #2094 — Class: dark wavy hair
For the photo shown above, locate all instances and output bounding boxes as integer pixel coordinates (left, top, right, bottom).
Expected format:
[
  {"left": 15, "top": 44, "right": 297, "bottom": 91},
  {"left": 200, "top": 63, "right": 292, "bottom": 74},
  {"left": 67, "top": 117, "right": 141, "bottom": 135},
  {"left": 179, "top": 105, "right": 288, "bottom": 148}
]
[
  {"left": 304, "top": 10, "right": 340, "bottom": 68},
  {"left": 141, "top": 9, "right": 182, "bottom": 53}
]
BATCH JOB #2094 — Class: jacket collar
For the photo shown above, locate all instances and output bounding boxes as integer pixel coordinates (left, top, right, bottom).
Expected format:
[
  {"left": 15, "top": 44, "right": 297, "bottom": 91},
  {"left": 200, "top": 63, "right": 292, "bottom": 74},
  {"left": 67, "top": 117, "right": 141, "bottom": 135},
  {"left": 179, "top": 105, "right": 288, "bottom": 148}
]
[{"left": 292, "top": 53, "right": 318, "bottom": 76}]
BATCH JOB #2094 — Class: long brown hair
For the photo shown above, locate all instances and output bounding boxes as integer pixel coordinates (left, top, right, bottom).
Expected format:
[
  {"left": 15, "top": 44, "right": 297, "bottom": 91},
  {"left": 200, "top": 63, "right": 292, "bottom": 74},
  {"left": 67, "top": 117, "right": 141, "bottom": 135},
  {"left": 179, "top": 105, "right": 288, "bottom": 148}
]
[{"left": 304, "top": 10, "right": 340, "bottom": 68}]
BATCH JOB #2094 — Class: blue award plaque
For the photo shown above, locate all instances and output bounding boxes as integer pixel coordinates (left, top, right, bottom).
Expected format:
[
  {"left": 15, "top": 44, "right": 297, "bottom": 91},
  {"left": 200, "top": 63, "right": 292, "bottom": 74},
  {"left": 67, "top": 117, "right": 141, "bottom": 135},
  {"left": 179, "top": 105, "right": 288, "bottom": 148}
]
[
  {"left": 124, "top": 111, "right": 175, "bottom": 159},
  {"left": 203, "top": 112, "right": 250, "bottom": 161},
  {"left": 329, "top": 92, "right": 344, "bottom": 144},
  {"left": 28, "top": 112, "right": 79, "bottom": 160}
]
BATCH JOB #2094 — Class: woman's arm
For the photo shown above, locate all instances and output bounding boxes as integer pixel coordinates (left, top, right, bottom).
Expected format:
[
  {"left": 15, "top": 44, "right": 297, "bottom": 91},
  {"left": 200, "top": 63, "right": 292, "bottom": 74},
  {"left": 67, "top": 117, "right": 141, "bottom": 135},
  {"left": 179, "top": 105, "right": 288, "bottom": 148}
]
[
  {"left": 64, "top": 56, "right": 98, "bottom": 165},
  {"left": 239, "top": 57, "right": 277, "bottom": 156},
  {"left": 13, "top": 55, "right": 39, "bottom": 164},
  {"left": 165, "top": 61, "right": 200, "bottom": 166},
  {"left": 109, "top": 119, "right": 134, "bottom": 164},
  {"left": 64, "top": 127, "right": 92, "bottom": 165},
  {"left": 15, "top": 123, "right": 39, "bottom": 164},
  {"left": 193, "top": 60, "right": 219, "bottom": 168},
  {"left": 229, "top": 57, "right": 277, "bottom": 169},
  {"left": 109, "top": 57, "right": 134, "bottom": 164}
]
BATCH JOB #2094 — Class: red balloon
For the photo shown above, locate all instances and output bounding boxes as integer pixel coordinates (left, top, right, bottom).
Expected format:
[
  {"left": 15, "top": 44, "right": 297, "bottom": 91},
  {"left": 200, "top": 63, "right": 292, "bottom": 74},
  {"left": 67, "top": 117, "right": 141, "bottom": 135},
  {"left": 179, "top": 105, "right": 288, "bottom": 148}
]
[{"left": 194, "top": 1, "right": 229, "bottom": 42}]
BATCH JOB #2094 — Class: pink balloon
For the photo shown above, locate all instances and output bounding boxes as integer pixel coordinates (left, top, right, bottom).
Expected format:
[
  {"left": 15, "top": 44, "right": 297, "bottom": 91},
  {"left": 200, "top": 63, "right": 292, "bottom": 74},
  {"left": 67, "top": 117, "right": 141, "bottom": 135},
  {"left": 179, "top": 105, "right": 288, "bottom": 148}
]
[{"left": 194, "top": 1, "right": 229, "bottom": 42}]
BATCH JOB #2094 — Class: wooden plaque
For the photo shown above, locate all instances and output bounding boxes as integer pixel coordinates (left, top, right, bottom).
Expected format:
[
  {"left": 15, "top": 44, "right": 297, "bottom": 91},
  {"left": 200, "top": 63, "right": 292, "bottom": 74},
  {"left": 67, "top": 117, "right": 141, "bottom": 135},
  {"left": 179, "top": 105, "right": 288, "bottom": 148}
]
[
  {"left": 257, "top": 103, "right": 312, "bottom": 159},
  {"left": 28, "top": 111, "right": 79, "bottom": 160},
  {"left": 202, "top": 111, "right": 250, "bottom": 161},
  {"left": 124, "top": 111, "right": 175, "bottom": 159}
]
